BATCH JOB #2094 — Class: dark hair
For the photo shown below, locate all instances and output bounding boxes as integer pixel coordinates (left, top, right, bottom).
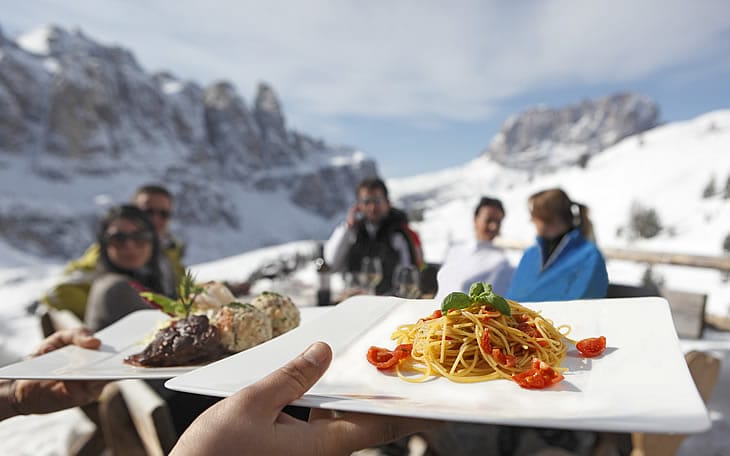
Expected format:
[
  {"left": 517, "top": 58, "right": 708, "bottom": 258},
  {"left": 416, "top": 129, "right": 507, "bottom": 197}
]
[
  {"left": 356, "top": 177, "right": 388, "bottom": 200},
  {"left": 97, "top": 204, "right": 164, "bottom": 293},
  {"left": 132, "top": 184, "right": 172, "bottom": 201},
  {"left": 528, "top": 188, "right": 595, "bottom": 241},
  {"left": 474, "top": 196, "right": 505, "bottom": 218}
]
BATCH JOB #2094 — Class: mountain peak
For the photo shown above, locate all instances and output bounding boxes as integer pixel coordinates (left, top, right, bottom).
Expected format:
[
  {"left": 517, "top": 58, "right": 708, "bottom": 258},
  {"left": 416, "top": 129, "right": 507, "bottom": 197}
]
[
  {"left": 16, "top": 24, "right": 140, "bottom": 70},
  {"left": 484, "top": 92, "right": 660, "bottom": 171},
  {"left": 0, "top": 24, "right": 375, "bottom": 262},
  {"left": 254, "top": 82, "right": 286, "bottom": 134}
]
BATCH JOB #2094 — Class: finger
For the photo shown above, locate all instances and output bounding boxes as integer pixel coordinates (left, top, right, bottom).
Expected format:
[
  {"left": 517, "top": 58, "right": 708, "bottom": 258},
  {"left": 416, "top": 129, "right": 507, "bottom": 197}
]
[
  {"left": 72, "top": 328, "right": 102, "bottom": 350},
  {"left": 243, "top": 342, "right": 332, "bottom": 420},
  {"left": 321, "top": 413, "right": 442, "bottom": 454},
  {"left": 64, "top": 381, "right": 107, "bottom": 408},
  {"left": 34, "top": 328, "right": 100, "bottom": 356},
  {"left": 308, "top": 407, "right": 339, "bottom": 421}
]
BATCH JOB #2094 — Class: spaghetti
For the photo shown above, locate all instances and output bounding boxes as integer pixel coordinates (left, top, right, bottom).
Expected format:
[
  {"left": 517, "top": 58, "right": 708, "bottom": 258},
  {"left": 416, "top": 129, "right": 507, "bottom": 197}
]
[{"left": 367, "top": 284, "right": 573, "bottom": 387}]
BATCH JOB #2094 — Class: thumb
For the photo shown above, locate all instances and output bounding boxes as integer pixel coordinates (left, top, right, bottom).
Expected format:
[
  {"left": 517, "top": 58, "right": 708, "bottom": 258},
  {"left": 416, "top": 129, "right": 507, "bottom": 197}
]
[{"left": 243, "top": 342, "right": 332, "bottom": 419}]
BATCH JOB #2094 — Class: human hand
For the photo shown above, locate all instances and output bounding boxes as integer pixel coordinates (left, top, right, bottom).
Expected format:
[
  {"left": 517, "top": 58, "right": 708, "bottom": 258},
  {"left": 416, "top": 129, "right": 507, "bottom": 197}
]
[
  {"left": 346, "top": 204, "right": 362, "bottom": 229},
  {"left": 171, "top": 342, "right": 439, "bottom": 456},
  {"left": 12, "top": 328, "right": 108, "bottom": 415}
]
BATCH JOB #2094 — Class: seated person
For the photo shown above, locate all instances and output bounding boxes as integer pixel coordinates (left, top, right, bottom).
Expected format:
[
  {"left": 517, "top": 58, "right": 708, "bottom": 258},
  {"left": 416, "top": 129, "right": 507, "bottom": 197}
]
[
  {"left": 83, "top": 204, "right": 220, "bottom": 435},
  {"left": 506, "top": 188, "right": 608, "bottom": 302},
  {"left": 84, "top": 204, "right": 167, "bottom": 331},
  {"left": 434, "top": 196, "right": 513, "bottom": 301},
  {"left": 324, "top": 177, "right": 422, "bottom": 295},
  {"left": 41, "top": 184, "right": 184, "bottom": 319},
  {"left": 426, "top": 191, "right": 609, "bottom": 456}
]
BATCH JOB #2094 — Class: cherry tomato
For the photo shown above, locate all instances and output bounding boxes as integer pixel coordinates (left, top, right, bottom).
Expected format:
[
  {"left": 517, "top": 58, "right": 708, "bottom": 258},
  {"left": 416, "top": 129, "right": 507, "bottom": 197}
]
[
  {"left": 512, "top": 358, "right": 564, "bottom": 389},
  {"left": 420, "top": 309, "right": 443, "bottom": 321},
  {"left": 366, "top": 344, "right": 413, "bottom": 370},
  {"left": 517, "top": 322, "right": 539, "bottom": 338},
  {"left": 393, "top": 343, "right": 413, "bottom": 359},
  {"left": 489, "top": 348, "right": 517, "bottom": 368},
  {"left": 491, "top": 348, "right": 506, "bottom": 365},
  {"left": 576, "top": 336, "right": 607, "bottom": 358},
  {"left": 479, "top": 328, "right": 492, "bottom": 352}
]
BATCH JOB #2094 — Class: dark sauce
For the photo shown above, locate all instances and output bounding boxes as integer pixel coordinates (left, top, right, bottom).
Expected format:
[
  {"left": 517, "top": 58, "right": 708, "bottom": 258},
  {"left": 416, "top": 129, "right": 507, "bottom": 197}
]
[{"left": 124, "top": 314, "right": 231, "bottom": 367}]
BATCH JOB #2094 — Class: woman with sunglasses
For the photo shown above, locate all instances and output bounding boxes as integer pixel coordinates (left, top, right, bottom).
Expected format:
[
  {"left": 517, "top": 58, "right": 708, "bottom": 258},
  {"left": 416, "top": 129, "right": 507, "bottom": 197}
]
[
  {"left": 84, "top": 204, "right": 167, "bottom": 331},
  {"left": 83, "top": 205, "right": 222, "bottom": 437}
]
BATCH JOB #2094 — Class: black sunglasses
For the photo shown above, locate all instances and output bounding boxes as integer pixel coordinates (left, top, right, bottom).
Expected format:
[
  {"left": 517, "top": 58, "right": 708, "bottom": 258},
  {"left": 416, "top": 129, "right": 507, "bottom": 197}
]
[
  {"left": 358, "top": 196, "right": 385, "bottom": 206},
  {"left": 143, "top": 208, "right": 172, "bottom": 219},
  {"left": 104, "top": 230, "right": 153, "bottom": 247}
]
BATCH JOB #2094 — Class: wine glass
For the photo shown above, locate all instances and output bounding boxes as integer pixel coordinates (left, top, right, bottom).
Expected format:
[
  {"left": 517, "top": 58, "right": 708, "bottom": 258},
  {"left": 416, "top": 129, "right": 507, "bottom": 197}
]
[
  {"left": 394, "top": 265, "right": 421, "bottom": 298},
  {"left": 358, "top": 257, "right": 383, "bottom": 295}
]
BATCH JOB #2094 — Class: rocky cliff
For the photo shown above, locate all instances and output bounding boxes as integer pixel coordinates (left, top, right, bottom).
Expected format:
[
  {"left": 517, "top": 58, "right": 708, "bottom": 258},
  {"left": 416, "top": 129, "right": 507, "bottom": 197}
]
[
  {"left": 0, "top": 25, "right": 376, "bottom": 262},
  {"left": 483, "top": 92, "right": 660, "bottom": 171}
]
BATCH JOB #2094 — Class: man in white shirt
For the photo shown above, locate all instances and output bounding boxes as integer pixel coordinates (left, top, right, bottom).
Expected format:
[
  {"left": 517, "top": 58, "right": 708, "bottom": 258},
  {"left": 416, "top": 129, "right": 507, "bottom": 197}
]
[{"left": 434, "top": 196, "right": 513, "bottom": 301}]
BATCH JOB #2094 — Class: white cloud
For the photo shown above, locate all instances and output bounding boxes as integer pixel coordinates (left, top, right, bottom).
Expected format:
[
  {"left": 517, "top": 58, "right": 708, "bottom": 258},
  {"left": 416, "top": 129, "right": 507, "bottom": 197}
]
[{"left": 2, "top": 0, "right": 729, "bottom": 125}]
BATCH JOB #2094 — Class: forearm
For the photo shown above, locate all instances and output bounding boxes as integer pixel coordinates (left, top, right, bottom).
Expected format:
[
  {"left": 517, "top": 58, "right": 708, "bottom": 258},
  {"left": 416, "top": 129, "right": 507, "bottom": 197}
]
[{"left": 324, "top": 223, "right": 355, "bottom": 271}]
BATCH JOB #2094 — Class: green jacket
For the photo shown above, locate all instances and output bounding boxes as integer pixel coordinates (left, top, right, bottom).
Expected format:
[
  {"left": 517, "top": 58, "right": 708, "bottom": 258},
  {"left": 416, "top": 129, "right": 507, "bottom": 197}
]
[{"left": 41, "top": 238, "right": 186, "bottom": 320}]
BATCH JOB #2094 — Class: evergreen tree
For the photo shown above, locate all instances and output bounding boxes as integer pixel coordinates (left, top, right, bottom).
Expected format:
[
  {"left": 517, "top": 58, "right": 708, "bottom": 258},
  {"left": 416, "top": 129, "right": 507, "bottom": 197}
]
[
  {"left": 702, "top": 175, "right": 716, "bottom": 198},
  {"left": 629, "top": 202, "right": 662, "bottom": 239},
  {"left": 724, "top": 174, "right": 730, "bottom": 199}
]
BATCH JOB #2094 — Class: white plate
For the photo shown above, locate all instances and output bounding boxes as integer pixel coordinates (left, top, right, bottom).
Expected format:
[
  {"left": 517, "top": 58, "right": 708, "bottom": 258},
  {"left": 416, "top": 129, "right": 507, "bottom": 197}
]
[
  {"left": 0, "top": 307, "right": 330, "bottom": 380},
  {"left": 165, "top": 296, "right": 711, "bottom": 433}
]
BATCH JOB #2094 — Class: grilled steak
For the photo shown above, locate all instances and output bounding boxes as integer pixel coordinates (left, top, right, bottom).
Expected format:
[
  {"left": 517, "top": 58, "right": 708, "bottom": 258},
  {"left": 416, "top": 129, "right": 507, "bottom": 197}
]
[{"left": 125, "top": 314, "right": 230, "bottom": 367}]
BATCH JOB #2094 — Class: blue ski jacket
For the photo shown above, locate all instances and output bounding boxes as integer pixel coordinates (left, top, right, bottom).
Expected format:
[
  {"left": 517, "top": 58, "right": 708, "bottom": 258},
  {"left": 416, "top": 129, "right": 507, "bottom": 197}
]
[{"left": 506, "top": 228, "right": 608, "bottom": 302}]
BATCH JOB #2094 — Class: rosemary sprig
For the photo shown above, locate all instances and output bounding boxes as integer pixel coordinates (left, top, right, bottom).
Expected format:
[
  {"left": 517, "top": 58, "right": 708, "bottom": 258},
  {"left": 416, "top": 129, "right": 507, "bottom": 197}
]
[{"left": 140, "top": 269, "right": 204, "bottom": 317}]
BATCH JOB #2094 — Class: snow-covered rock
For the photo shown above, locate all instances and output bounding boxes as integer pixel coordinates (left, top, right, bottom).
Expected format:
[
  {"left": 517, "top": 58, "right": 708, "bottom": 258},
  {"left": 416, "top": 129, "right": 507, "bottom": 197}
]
[
  {"left": 0, "top": 25, "right": 377, "bottom": 263},
  {"left": 484, "top": 92, "right": 660, "bottom": 171}
]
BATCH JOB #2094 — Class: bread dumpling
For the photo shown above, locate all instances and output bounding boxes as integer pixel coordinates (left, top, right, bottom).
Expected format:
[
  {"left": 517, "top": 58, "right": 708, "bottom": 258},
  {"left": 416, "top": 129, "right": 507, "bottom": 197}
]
[
  {"left": 251, "top": 291, "right": 301, "bottom": 337},
  {"left": 212, "top": 303, "right": 272, "bottom": 352}
]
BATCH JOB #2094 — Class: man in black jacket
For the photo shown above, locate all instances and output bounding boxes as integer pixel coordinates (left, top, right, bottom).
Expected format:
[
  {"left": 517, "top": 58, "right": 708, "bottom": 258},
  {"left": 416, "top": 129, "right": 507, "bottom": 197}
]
[{"left": 324, "top": 177, "right": 422, "bottom": 295}]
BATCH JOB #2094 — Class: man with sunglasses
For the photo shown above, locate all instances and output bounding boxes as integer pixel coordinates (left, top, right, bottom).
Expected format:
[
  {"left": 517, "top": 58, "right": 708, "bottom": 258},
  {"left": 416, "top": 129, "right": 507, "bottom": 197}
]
[
  {"left": 324, "top": 177, "right": 423, "bottom": 296},
  {"left": 132, "top": 185, "right": 186, "bottom": 297},
  {"left": 40, "top": 184, "right": 185, "bottom": 319}
]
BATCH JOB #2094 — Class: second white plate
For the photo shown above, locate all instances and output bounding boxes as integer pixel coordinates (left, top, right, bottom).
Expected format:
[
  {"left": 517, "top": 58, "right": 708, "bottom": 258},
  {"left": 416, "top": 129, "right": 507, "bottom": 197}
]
[{"left": 0, "top": 307, "right": 330, "bottom": 380}]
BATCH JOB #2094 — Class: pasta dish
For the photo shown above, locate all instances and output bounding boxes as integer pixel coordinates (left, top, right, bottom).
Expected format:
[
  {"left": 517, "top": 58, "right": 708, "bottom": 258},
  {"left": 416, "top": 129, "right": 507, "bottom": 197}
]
[
  {"left": 366, "top": 282, "right": 605, "bottom": 389},
  {"left": 392, "top": 299, "right": 568, "bottom": 382}
]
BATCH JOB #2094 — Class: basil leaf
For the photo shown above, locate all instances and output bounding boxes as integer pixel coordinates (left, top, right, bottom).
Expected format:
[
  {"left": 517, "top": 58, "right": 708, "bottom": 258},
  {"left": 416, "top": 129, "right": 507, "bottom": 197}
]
[
  {"left": 486, "top": 294, "right": 511, "bottom": 316},
  {"left": 441, "top": 292, "right": 473, "bottom": 312},
  {"left": 469, "top": 282, "right": 485, "bottom": 297},
  {"left": 468, "top": 281, "right": 511, "bottom": 316}
]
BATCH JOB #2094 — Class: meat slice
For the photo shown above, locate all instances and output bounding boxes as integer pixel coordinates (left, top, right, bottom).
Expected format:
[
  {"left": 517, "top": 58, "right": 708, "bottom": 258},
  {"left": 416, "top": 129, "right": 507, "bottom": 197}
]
[{"left": 125, "top": 314, "right": 230, "bottom": 367}]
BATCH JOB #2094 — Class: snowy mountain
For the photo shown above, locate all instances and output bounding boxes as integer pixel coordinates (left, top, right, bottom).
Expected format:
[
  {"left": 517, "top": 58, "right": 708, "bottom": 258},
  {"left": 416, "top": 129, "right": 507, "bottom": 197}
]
[
  {"left": 483, "top": 92, "right": 659, "bottom": 171},
  {"left": 1, "top": 23, "right": 729, "bottom": 321},
  {"left": 0, "top": 25, "right": 376, "bottom": 263}
]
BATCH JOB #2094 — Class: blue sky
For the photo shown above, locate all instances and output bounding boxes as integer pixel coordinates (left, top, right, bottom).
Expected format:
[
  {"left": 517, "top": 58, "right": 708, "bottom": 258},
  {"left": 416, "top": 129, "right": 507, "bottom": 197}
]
[{"left": 2, "top": 0, "right": 729, "bottom": 178}]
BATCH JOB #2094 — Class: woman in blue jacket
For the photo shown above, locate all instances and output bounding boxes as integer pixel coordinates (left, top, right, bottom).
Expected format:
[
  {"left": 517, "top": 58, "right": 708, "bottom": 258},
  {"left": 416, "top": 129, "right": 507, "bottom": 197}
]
[{"left": 506, "top": 188, "right": 608, "bottom": 302}]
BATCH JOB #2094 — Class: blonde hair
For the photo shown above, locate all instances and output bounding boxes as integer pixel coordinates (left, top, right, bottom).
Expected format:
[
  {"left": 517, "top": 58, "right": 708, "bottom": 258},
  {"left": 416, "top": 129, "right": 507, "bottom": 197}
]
[{"left": 528, "top": 188, "right": 595, "bottom": 241}]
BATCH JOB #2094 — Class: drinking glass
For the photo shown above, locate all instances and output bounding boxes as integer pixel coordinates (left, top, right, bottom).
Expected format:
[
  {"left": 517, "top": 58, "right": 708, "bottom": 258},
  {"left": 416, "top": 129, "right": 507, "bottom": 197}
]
[
  {"left": 358, "top": 257, "right": 383, "bottom": 295},
  {"left": 394, "top": 265, "right": 421, "bottom": 298}
]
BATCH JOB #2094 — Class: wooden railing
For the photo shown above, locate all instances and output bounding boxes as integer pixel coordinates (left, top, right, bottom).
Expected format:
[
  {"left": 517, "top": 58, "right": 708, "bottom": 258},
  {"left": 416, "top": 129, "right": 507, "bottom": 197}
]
[
  {"left": 493, "top": 237, "right": 730, "bottom": 337},
  {"left": 494, "top": 239, "right": 730, "bottom": 272}
]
